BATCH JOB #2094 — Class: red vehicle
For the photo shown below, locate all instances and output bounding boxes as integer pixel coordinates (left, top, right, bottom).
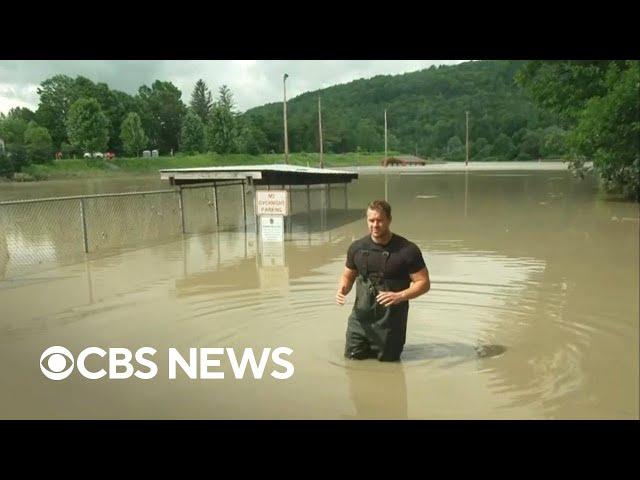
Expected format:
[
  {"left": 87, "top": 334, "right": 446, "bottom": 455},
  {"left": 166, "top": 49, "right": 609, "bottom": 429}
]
[{"left": 105, "top": 152, "right": 115, "bottom": 160}]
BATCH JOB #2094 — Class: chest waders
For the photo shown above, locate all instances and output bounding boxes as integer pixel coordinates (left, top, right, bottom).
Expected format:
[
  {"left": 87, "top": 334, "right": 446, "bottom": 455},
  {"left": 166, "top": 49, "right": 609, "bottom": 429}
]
[{"left": 344, "top": 249, "right": 409, "bottom": 362}]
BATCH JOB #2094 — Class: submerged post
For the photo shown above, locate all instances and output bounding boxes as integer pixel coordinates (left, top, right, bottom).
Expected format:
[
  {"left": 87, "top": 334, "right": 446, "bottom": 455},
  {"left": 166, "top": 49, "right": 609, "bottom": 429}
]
[
  {"left": 464, "top": 170, "right": 469, "bottom": 218},
  {"left": 248, "top": 177, "right": 257, "bottom": 234},
  {"left": 178, "top": 186, "right": 186, "bottom": 234},
  {"left": 241, "top": 180, "right": 247, "bottom": 231},
  {"left": 318, "top": 96, "right": 324, "bottom": 169},
  {"left": 79, "top": 198, "right": 89, "bottom": 253},
  {"left": 213, "top": 183, "right": 219, "bottom": 228},
  {"left": 465, "top": 110, "right": 470, "bottom": 167},
  {"left": 344, "top": 183, "right": 348, "bottom": 211},
  {"left": 283, "top": 73, "right": 290, "bottom": 164}
]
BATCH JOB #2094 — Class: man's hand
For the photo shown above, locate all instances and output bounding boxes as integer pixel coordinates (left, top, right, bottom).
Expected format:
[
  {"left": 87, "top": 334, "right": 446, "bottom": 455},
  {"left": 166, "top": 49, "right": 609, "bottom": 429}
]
[
  {"left": 376, "top": 268, "right": 430, "bottom": 307},
  {"left": 336, "top": 267, "right": 357, "bottom": 306},
  {"left": 336, "top": 288, "right": 348, "bottom": 306},
  {"left": 376, "top": 291, "right": 405, "bottom": 307}
]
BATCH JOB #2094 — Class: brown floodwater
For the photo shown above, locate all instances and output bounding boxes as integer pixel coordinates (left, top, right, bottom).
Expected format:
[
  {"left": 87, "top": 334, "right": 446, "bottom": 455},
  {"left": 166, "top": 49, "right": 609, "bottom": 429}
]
[{"left": 0, "top": 170, "right": 638, "bottom": 419}]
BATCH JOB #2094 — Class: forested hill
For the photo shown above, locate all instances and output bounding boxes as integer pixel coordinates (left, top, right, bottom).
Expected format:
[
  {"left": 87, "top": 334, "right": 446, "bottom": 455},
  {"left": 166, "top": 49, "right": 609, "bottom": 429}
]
[{"left": 243, "top": 60, "right": 567, "bottom": 161}]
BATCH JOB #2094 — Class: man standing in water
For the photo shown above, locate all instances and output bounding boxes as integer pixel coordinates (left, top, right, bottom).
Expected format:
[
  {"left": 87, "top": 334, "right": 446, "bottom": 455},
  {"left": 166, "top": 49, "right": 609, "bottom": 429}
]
[{"left": 336, "top": 200, "right": 430, "bottom": 361}]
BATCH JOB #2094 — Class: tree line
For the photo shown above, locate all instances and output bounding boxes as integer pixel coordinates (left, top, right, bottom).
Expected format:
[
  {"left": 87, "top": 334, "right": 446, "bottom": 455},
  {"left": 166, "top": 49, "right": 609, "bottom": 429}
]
[
  {"left": 1, "top": 60, "right": 637, "bottom": 198},
  {"left": 243, "top": 60, "right": 572, "bottom": 160},
  {"left": 0, "top": 61, "right": 567, "bottom": 165},
  {"left": 0, "top": 76, "right": 255, "bottom": 177}
]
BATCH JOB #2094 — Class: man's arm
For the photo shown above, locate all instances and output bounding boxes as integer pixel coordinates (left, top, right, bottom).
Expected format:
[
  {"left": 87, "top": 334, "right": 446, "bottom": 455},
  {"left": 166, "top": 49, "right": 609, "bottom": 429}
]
[
  {"left": 376, "top": 267, "right": 430, "bottom": 307},
  {"left": 336, "top": 267, "right": 358, "bottom": 305}
]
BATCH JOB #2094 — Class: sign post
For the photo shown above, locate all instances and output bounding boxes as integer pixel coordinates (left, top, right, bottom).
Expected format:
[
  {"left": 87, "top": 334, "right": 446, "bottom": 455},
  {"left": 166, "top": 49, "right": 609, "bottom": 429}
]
[
  {"left": 255, "top": 189, "right": 290, "bottom": 289},
  {"left": 255, "top": 188, "right": 289, "bottom": 250}
]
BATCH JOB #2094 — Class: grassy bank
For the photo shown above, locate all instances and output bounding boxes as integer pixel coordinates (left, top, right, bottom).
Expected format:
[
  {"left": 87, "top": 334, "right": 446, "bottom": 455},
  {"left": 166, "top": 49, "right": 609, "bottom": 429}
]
[{"left": 22, "top": 152, "right": 397, "bottom": 180}]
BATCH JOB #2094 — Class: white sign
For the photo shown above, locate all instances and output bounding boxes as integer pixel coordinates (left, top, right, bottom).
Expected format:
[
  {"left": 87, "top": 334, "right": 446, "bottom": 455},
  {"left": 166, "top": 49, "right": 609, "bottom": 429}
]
[
  {"left": 256, "top": 190, "right": 289, "bottom": 216},
  {"left": 260, "top": 215, "right": 284, "bottom": 243}
]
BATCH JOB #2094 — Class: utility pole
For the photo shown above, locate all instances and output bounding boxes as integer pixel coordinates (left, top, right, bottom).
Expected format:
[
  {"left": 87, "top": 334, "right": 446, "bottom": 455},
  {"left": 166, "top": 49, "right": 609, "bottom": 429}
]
[
  {"left": 384, "top": 109, "right": 388, "bottom": 161},
  {"left": 465, "top": 110, "right": 469, "bottom": 167},
  {"left": 283, "top": 73, "right": 289, "bottom": 164},
  {"left": 318, "top": 96, "right": 324, "bottom": 168}
]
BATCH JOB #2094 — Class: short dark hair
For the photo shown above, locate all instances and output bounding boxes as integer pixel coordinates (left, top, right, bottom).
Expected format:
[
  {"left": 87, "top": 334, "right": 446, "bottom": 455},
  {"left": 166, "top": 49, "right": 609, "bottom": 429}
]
[{"left": 367, "top": 200, "right": 391, "bottom": 219}]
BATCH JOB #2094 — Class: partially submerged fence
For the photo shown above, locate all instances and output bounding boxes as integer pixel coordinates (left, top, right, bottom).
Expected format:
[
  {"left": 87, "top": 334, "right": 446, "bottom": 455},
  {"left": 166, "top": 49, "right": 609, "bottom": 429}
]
[{"left": 0, "top": 182, "right": 348, "bottom": 279}]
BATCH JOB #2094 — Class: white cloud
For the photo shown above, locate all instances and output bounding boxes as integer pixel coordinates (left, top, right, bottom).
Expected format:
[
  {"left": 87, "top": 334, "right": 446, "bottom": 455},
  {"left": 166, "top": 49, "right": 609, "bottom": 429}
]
[{"left": 0, "top": 83, "right": 39, "bottom": 114}]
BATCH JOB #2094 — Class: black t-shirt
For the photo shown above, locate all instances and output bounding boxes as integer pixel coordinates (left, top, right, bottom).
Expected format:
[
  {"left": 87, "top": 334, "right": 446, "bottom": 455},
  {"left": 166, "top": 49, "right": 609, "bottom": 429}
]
[{"left": 346, "top": 233, "right": 426, "bottom": 291}]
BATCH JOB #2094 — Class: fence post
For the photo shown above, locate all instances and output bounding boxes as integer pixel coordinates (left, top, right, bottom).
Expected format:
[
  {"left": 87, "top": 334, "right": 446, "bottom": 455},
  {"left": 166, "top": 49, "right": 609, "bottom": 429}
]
[
  {"left": 241, "top": 180, "right": 247, "bottom": 232},
  {"left": 344, "top": 183, "right": 348, "bottom": 211},
  {"left": 79, "top": 198, "right": 89, "bottom": 253},
  {"left": 252, "top": 181, "right": 258, "bottom": 235},
  {"left": 178, "top": 187, "right": 186, "bottom": 234},
  {"left": 213, "top": 183, "right": 219, "bottom": 228},
  {"left": 288, "top": 185, "right": 292, "bottom": 216}
]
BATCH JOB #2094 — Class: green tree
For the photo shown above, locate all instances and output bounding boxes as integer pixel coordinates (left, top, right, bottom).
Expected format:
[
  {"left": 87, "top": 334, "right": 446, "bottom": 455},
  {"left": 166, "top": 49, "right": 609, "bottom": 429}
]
[
  {"left": 136, "top": 81, "right": 186, "bottom": 154},
  {"left": 69, "top": 77, "right": 138, "bottom": 154},
  {"left": 355, "top": 119, "right": 381, "bottom": 152},
  {"left": 35, "top": 75, "right": 75, "bottom": 148},
  {"left": 35, "top": 75, "right": 139, "bottom": 154},
  {"left": 7, "top": 107, "right": 36, "bottom": 123},
  {"left": 104, "top": 89, "right": 139, "bottom": 154},
  {"left": 0, "top": 116, "right": 29, "bottom": 144},
  {"left": 60, "top": 142, "right": 82, "bottom": 159},
  {"left": 471, "top": 137, "right": 486, "bottom": 157},
  {"left": 206, "top": 85, "right": 240, "bottom": 153},
  {"left": 472, "top": 137, "right": 492, "bottom": 159},
  {"left": 446, "top": 135, "right": 464, "bottom": 161},
  {"left": 570, "top": 62, "right": 640, "bottom": 198},
  {"left": 66, "top": 98, "right": 110, "bottom": 153},
  {"left": 120, "top": 112, "right": 148, "bottom": 157},
  {"left": 492, "top": 133, "right": 516, "bottom": 160},
  {"left": 24, "top": 122, "right": 53, "bottom": 163},
  {"left": 0, "top": 150, "right": 15, "bottom": 178},
  {"left": 515, "top": 61, "right": 614, "bottom": 126},
  {"left": 190, "top": 79, "right": 213, "bottom": 124},
  {"left": 517, "top": 60, "right": 639, "bottom": 199},
  {"left": 0, "top": 144, "right": 29, "bottom": 178},
  {"left": 519, "top": 129, "right": 542, "bottom": 159},
  {"left": 180, "top": 111, "right": 205, "bottom": 154},
  {"left": 539, "top": 126, "right": 569, "bottom": 158},
  {"left": 235, "top": 117, "right": 268, "bottom": 155}
]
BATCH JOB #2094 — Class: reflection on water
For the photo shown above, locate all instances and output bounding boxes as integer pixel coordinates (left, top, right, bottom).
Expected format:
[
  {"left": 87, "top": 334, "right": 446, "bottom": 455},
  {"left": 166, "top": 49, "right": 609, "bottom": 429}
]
[
  {"left": 342, "top": 361, "right": 408, "bottom": 419},
  {"left": 0, "top": 171, "right": 637, "bottom": 419}
]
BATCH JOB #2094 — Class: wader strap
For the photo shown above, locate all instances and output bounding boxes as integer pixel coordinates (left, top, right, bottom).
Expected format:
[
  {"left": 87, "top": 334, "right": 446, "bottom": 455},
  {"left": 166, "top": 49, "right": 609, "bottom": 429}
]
[
  {"left": 381, "top": 250, "right": 390, "bottom": 277},
  {"left": 360, "top": 249, "right": 390, "bottom": 279},
  {"left": 362, "top": 250, "right": 369, "bottom": 277}
]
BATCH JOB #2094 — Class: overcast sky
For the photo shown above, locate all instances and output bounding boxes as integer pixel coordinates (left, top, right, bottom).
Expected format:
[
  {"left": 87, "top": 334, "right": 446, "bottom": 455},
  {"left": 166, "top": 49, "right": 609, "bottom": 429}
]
[{"left": 0, "top": 60, "right": 468, "bottom": 115}]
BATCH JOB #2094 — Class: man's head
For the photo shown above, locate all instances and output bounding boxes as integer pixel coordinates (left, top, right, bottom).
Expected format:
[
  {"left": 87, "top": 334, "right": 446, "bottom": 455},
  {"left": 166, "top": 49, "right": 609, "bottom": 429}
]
[{"left": 367, "top": 200, "right": 392, "bottom": 242}]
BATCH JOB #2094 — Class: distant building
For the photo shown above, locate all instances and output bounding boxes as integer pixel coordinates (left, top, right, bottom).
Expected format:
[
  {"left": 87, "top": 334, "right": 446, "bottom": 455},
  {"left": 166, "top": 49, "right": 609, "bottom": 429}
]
[{"left": 381, "top": 155, "right": 427, "bottom": 167}]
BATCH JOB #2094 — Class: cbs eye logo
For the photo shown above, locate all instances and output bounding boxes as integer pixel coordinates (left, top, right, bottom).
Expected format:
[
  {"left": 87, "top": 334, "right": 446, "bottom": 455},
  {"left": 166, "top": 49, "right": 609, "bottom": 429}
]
[{"left": 40, "top": 346, "right": 75, "bottom": 380}]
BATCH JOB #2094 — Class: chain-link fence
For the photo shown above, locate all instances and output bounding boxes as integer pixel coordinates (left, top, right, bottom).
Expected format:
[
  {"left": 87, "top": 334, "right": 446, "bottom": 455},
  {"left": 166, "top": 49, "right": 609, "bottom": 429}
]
[
  {"left": 0, "top": 182, "right": 349, "bottom": 280},
  {"left": 0, "top": 197, "right": 87, "bottom": 279},
  {"left": 0, "top": 182, "right": 252, "bottom": 279}
]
